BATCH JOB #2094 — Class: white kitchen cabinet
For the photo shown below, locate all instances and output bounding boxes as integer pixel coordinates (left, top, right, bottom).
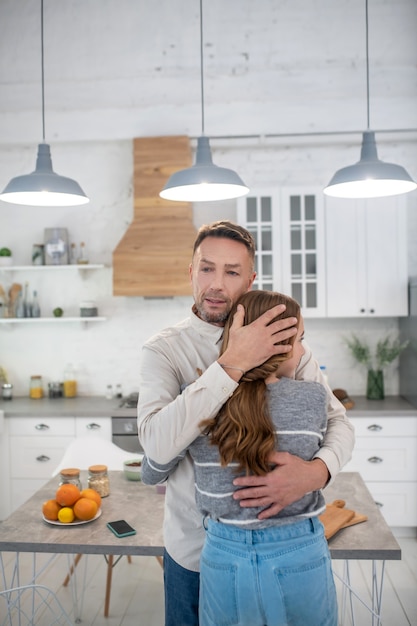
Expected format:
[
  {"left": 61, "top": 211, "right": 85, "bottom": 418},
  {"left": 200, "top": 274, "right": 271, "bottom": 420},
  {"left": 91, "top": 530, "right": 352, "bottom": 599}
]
[
  {"left": 5, "top": 415, "right": 112, "bottom": 517},
  {"left": 75, "top": 416, "right": 112, "bottom": 440},
  {"left": 342, "top": 415, "right": 417, "bottom": 527},
  {"left": 237, "top": 188, "right": 326, "bottom": 317},
  {"left": 325, "top": 196, "right": 408, "bottom": 317}
]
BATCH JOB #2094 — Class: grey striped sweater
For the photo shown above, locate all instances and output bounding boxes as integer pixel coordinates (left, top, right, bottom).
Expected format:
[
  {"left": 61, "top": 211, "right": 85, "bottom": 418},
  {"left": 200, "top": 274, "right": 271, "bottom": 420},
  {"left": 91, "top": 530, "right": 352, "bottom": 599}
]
[{"left": 141, "top": 376, "right": 327, "bottom": 529}]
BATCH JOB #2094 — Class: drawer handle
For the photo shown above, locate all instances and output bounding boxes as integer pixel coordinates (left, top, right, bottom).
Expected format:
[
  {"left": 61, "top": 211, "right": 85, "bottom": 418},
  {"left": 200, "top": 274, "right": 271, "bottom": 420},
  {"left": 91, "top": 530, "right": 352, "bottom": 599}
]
[
  {"left": 368, "top": 456, "right": 383, "bottom": 464},
  {"left": 36, "top": 454, "right": 51, "bottom": 462},
  {"left": 86, "top": 423, "right": 101, "bottom": 430},
  {"left": 375, "top": 501, "right": 383, "bottom": 508},
  {"left": 367, "top": 424, "right": 383, "bottom": 432},
  {"left": 35, "top": 423, "right": 50, "bottom": 431}
]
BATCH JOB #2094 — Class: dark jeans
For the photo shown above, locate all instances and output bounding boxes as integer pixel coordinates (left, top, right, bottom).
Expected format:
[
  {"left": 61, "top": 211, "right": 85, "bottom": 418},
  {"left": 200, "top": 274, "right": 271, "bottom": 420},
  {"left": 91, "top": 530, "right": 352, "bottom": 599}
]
[{"left": 163, "top": 549, "right": 200, "bottom": 626}]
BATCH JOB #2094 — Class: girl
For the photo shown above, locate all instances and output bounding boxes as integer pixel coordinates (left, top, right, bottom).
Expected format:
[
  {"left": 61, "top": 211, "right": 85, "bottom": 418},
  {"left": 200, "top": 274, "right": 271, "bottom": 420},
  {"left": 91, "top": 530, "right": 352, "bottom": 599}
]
[{"left": 142, "top": 290, "right": 337, "bottom": 626}]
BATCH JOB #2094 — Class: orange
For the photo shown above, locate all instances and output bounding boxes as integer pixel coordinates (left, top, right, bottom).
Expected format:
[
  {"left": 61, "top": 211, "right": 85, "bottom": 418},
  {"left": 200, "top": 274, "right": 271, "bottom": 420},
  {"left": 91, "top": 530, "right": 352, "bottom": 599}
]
[
  {"left": 58, "top": 507, "right": 75, "bottom": 523},
  {"left": 79, "top": 488, "right": 102, "bottom": 508},
  {"left": 73, "top": 497, "right": 98, "bottom": 521},
  {"left": 42, "top": 499, "right": 62, "bottom": 521},
  {"left": 55, "top": 483, "right": 81, "bottom": 507}
]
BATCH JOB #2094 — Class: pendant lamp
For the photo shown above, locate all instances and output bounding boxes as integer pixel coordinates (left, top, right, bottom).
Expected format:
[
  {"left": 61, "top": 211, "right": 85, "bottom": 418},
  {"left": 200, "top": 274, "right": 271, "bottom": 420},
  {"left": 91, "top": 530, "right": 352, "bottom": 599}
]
[
  {"left": 0, "top": 0, "right": 89, "bottom": 207},
  {"left": 324, "top": 0, "right": 416, "bottom": 199},
  {"left": 160, "top": 0, "right": 249, "bottom": 202}
]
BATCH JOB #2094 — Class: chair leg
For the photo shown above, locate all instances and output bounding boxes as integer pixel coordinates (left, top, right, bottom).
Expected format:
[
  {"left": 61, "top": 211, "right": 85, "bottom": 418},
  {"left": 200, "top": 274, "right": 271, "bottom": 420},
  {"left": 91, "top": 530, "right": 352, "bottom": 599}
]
[
  {"left": 104, "top": 554, "right": 114, "bottom": 617},
  {"left": 62, "top": 553, "right": 83, "bottom": 587}
]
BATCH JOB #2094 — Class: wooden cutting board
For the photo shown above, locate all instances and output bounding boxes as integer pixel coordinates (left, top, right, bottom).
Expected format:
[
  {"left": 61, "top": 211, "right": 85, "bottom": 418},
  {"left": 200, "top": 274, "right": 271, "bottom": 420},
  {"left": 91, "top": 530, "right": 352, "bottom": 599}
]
[{"left": 319, "top": 499, "right": 367, "bottom": 539}]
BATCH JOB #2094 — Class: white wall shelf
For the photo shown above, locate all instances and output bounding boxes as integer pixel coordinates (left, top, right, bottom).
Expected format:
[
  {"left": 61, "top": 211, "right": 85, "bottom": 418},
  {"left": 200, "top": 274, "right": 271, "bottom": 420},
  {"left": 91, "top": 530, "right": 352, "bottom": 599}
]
[
  {"left": 0, "top": 264, "right": 105, "bottom": 272},
  {"left": 0, "top": 317, "right": 106, "bottom": 324}
]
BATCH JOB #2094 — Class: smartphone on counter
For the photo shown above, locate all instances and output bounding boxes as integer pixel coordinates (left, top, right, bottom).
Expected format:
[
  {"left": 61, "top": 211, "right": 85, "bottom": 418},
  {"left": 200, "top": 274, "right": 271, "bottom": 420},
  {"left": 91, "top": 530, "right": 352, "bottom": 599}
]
[{"left": 107, "top": 519, "right": 136, "bottom": 538}]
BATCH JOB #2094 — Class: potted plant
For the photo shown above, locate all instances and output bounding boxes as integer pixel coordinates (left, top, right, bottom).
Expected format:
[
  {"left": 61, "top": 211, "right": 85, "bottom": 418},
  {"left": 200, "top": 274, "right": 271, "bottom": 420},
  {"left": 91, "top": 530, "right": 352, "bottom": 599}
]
[
  {"left": 0, "top": 247, "right": 12, "bottom": 266},
  {"left": 344, "top": 334, "right": 409, "bottom": 400}
]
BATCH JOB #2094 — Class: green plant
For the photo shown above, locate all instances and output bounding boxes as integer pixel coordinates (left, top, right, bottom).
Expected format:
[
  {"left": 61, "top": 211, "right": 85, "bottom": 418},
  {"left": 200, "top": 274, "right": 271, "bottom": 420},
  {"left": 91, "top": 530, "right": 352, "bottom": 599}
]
[
  {"left": 344, "top": 334, "right": 409, "bottom": 370},
  {"left": 0, "top": 247, "right": 12, "bottom": 257}
]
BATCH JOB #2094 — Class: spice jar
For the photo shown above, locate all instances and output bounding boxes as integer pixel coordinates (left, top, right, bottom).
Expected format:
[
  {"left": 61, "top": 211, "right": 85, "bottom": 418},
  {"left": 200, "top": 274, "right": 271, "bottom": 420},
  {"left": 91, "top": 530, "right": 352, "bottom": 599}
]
[
  {"left": 59, "top": 468, "right": 82, "bottom": 490},
  {"left": 2, "top": 383, "right": 13, "bottom": 400},
  {"left": 88, "top": 464, "right": 110, "bottom": 497},
  {"left": 63, "top": 364, "right": 77, "bottom": 398},
  {"left": 30, "top": 375, "right": 43, "bottom": 399}
]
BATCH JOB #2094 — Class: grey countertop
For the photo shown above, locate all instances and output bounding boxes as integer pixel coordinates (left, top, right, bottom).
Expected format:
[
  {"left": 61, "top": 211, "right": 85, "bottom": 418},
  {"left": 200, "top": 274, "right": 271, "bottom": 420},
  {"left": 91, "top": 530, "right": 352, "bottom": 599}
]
[
  {"left": 0, "top": 394, "right": 416, "bottom": 418},
  {"left": 0, "top": 396, "right": 127, "bottom": 417},
  {"left": 347, "top": 395, "right": 417, "bottom": 416}
]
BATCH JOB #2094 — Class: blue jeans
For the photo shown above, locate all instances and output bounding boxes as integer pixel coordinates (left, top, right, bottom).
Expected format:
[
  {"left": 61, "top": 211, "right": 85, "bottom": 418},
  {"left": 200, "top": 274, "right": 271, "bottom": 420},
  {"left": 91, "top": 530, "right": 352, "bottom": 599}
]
[
  {"left": 200, "top": 517, "right": 338, "bottom": 626},
  {"left": 163, "top": 548, "right": 200, "bottom": 626}
]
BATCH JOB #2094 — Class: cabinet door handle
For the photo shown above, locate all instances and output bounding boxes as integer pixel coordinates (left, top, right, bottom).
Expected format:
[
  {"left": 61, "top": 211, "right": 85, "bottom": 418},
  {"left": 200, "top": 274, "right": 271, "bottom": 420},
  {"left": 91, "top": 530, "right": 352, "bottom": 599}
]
[
  {"left": 375, "top": 501, "right": 383, "bottom": 508},
  {"left": 36, "top": 454, "right": 51, "bottom": 462},
  {"left": 86, "top": 422, "right": 101, "bottom": 430},
  {"left": 367, "top": 424, "right": 383, "bottom": 432},
  {"left": 35, "top": 423, "right": 50, "bottom": 431},
  {"left": 368, "top": 456, "right": 383, "bottom": 464}
]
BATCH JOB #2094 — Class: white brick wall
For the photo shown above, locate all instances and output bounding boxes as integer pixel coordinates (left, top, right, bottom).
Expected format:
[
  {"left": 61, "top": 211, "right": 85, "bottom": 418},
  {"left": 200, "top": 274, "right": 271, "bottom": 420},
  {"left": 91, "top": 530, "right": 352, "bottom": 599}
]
[{"left": 0, "top": 0, "right": 416, "bottom": 397}]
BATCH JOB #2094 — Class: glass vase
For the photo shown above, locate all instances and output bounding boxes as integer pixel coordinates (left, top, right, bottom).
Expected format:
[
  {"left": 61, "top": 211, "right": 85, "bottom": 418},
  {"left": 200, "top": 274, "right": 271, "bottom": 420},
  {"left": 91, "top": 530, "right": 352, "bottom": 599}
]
[{"left": 366, "top": 369, "right": 384, "bottom": 400}]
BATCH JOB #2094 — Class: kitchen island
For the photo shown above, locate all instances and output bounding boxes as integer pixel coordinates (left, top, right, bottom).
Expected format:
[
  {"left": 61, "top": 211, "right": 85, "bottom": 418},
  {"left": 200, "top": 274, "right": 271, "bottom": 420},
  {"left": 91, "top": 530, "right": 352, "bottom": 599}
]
[{"left": 0, "top": 471, "right": 400, "bottom": 624}]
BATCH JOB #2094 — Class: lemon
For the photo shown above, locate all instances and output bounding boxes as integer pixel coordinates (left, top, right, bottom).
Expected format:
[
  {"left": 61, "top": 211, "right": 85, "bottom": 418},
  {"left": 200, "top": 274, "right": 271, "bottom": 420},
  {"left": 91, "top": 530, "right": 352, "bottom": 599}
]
[
  {"left": 53, "top": 307, "right": 64, "bottom": 317},
  {"left": 58, "top": 506, "right": 75, "bottom": 523}
]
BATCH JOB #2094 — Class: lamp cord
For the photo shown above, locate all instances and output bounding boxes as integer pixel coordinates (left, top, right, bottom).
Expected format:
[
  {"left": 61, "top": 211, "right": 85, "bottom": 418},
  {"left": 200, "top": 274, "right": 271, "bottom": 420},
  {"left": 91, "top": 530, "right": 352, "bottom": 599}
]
[
  {"left": 41, "top": 0, "right": 46, "bottom": 142},
  {"left": 365, "top": 0, "right": 370, "bottom": 130},
  {"left": 199, "top": 0, "right": 205, "bottom": 136}
]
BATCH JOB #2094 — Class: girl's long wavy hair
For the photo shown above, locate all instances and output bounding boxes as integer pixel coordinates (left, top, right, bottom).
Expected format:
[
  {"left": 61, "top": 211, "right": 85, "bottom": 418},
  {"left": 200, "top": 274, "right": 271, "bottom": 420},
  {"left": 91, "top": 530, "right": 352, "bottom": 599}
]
[{"left": 202, "top": 290, "right": 300, "bottom": 476}]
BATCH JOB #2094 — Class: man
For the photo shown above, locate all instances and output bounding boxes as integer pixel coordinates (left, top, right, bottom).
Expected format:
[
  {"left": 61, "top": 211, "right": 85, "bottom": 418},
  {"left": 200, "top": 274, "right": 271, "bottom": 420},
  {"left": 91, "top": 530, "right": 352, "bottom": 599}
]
[{"left": 138, "top": 220, "right": 354, "bottom": 626}]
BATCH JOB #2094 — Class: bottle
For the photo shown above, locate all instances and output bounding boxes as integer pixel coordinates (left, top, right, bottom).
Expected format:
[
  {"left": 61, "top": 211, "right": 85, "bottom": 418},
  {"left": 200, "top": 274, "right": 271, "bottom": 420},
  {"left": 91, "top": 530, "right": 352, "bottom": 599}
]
[
  {"left": 77, "top": 242, "right": 89, "bottom": 265},
  {"left": 23, "top": 282, "right": 30, "bottom": 317},
  {"left": 15, "top": 290, "right": 25, "bottom": 318},
  {"left": 88, "top": 464, "right": 110, "bottom": 497},
  {"left": 70, "top": 242, "right": 78, "bottom": 264},
  {"left": 59, "top": 468, "right": 82, "bottom": 490},
  {"left": 31, "top": 290, "right": 41, "bottom": 318},
  {"left": 320, "top": 365, "right": 329, "bottom": 386},
  {"left": 105, "top": 384, "right": 113, "bottom": 399},
  {"left": 30, "top": 375, "right": 43, "bottom": 399},
  {"left": 115, "top": 384, "right": 123, "bottom": 399},
  {"left": 63, "top": 364, "right": 77, "bottom": 398}
]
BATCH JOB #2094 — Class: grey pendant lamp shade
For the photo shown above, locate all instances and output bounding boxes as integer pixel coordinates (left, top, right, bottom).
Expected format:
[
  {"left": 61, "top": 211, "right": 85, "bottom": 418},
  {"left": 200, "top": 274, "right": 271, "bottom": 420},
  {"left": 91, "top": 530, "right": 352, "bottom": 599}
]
[
  {"left": 160, "top": 0, "right": 249, "bottom": 202},
  {"left": 324, "top": 130, "right": 416, "bottom": 199},
  {"left": 324, "top": 0, "right": 416, "bottom": 199},
  {"left": 0, "top": 143, "right": 89, "bottom": 206},
  {"left": 160, "top": 136, "right": 249, "bottom": 202},
  {"left": 0, "top": 0, "right": 89, "bottom": 207}
]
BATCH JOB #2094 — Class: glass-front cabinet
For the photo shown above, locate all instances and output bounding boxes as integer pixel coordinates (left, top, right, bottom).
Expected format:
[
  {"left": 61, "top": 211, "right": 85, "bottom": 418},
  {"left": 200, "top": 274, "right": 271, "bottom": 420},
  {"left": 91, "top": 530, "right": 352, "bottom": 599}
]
[{"left": 237, "top": 188, "right": 326, "bottom": 317}]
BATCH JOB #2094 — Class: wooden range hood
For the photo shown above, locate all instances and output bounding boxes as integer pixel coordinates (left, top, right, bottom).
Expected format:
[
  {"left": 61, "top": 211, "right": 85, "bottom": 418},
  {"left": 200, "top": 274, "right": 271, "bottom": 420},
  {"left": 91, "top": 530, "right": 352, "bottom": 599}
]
[{"left": 113, "top": 136, "right": 197, "bottom": 297}]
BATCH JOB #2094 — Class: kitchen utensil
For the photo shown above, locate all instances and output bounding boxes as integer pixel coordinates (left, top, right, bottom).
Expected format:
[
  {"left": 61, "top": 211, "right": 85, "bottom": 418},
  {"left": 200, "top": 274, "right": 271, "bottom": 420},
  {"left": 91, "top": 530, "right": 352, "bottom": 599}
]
[{"left": 319, "top": 499, "right": 368, "bottom": 539}]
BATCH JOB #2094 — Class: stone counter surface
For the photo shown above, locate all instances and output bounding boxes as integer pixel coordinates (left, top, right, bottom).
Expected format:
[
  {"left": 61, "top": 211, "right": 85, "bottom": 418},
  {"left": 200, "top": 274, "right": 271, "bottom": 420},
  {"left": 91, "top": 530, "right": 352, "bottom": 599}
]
[
  {"left": 1, "top": 394, "right": 416, "bottom": 419},
  {"left": 0, "top": 396, "right": 121, "bottom": 418},
  {"left": 347, "top": 395, "right": 417, "bottom": 416}
]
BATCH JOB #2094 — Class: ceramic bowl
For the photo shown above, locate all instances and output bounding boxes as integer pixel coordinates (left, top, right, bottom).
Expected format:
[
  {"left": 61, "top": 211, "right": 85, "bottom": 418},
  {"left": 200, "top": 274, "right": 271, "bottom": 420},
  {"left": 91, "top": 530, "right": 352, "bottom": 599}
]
[{"left": 123, "top": 459, "right": 142, "bottom": 481}]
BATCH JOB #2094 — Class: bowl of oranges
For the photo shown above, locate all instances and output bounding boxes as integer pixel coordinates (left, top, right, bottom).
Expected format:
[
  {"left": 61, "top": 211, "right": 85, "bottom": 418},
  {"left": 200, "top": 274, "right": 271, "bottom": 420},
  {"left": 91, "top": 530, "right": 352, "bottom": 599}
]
[{"left": 42, "top": 483, "right": 102, "bottom": 525}]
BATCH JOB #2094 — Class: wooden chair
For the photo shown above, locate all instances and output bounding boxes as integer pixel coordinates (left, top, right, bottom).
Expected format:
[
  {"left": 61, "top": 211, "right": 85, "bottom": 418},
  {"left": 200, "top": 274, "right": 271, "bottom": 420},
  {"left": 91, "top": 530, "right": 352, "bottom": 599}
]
[{"left": 53, "top": 437, "right": 163, "bottom": 617}]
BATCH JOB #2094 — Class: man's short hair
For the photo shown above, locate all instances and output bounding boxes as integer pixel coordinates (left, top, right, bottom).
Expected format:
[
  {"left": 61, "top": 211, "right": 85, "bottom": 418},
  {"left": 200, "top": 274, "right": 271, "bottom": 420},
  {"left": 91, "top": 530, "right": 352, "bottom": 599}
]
[{"left": 193, "top": 220, "right": 256, "bottom": 264}]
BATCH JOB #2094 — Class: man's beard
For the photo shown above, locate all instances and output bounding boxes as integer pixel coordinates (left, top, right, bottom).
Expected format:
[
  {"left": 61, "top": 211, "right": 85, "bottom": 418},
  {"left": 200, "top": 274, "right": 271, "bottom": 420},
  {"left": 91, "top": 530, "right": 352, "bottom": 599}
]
[{"left": 195, "top": 293, "right": 232, "bottom": 324}]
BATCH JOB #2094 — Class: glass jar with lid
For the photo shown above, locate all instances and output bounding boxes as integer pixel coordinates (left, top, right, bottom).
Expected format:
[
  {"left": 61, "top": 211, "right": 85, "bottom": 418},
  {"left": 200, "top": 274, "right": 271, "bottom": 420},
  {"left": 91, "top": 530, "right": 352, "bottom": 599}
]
[
  {"left": 29, "top": 375, "right": 43, "bottom": 399},
  {"left": 59, "top": 468, "right": 82, "bottom": 490},
  {"left": 88, "top": 464, "right": 110, "bottom": 497}
]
